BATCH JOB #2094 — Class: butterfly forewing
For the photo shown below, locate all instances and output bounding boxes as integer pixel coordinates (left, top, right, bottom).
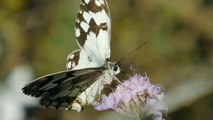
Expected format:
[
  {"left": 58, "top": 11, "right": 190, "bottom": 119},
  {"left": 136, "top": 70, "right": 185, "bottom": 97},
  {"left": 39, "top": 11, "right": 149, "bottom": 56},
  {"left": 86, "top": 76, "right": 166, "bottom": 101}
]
[
  {"left": 22, "top": 67, "right": 105, "bottom": 109},
  {"left": 74, "top": 0, "right": 111, "bottom": 68}
]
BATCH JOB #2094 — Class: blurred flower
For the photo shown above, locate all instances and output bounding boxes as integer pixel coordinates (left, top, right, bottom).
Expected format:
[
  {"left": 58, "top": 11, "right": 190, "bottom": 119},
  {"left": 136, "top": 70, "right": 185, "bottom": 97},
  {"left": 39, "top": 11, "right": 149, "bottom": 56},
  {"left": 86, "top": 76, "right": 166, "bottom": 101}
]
[{"left": 93, "top": 74, "right": 168, "bottom": 120}]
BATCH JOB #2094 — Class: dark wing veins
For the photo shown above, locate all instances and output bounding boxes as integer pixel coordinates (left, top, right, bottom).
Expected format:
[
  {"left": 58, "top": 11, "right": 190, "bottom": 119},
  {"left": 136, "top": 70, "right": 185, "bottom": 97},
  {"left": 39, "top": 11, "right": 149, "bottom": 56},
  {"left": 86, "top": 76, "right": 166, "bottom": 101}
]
[{"left": 22, "top": 67, "right": 105, "bottom": 109}]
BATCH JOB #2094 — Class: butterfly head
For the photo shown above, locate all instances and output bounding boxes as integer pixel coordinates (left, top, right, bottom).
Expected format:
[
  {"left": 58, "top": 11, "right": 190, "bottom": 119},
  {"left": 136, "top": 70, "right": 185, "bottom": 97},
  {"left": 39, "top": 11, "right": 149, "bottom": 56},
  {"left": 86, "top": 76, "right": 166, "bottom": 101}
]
[
  {"left": 107, "top": 61, "right": 121, "bottom": 75},
  {"left": 113, "top": 63, "right": 121, "bottom": 75}
]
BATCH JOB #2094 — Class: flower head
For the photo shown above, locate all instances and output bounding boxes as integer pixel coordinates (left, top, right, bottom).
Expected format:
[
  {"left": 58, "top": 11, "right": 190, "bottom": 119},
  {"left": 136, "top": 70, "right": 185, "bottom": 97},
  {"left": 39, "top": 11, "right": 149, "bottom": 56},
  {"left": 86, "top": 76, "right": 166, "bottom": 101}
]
[{"left": 93, "top": 74, "right": 168, "bottom": 120}]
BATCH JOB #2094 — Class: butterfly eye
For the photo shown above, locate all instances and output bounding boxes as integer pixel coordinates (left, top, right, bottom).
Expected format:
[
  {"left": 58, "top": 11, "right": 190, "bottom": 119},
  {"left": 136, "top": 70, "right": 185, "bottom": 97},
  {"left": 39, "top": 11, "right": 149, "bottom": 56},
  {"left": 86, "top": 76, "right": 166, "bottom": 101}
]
[
  {"left": 113, "top": 64, "right": 120, "bottom": 72},
  {"left": 113, "top": 66, "right": 118, "bottom": 71}
]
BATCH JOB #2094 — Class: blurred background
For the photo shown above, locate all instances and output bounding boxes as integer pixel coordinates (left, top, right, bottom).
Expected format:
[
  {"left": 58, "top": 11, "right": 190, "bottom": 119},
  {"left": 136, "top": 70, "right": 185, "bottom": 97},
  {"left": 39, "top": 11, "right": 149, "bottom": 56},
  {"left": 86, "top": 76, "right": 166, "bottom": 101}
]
[{"left": 0, "top": 0, "right": 213, "bottom": 120}]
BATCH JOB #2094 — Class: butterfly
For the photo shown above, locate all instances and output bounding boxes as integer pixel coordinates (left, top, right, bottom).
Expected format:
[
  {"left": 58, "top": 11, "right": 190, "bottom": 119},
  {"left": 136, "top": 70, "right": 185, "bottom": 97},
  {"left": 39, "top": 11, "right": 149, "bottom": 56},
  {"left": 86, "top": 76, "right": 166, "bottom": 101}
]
[{"left": 22, "top": 0, "right": 120, "bottom": 112}]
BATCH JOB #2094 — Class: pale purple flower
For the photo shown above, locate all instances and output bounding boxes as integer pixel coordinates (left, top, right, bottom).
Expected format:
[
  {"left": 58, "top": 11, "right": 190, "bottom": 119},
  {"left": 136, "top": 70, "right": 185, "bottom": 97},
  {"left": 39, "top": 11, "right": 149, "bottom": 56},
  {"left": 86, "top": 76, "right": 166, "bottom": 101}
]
[{"left": 93, "top": 74, "right": 168, "bottom": 120}]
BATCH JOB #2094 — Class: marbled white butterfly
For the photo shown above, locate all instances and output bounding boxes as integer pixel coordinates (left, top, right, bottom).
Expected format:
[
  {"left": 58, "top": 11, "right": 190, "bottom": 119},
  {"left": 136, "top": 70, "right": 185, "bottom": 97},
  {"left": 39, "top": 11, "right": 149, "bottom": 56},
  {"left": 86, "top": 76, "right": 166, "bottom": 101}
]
[{"left": 22, "top": 0, "right": 120, "bottom": 112}]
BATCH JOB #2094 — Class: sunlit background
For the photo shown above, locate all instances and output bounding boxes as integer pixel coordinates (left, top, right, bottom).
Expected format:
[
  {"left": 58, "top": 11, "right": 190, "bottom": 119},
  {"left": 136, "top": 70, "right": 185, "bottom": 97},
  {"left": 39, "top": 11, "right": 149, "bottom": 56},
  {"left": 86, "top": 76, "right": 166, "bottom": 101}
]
[{"left": 0, "top": 0, "right": 213, "bottom": 120}]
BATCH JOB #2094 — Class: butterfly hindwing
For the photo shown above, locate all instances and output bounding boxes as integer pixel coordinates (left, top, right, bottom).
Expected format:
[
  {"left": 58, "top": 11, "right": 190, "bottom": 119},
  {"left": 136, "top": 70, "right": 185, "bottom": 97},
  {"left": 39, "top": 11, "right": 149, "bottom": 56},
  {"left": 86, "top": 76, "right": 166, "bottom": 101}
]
[
  {"left": 22, "top": 67, "right": 105, "bottom": 109},
  {"left": 66, "top": 49, "right": 81, "bottom": 70}
]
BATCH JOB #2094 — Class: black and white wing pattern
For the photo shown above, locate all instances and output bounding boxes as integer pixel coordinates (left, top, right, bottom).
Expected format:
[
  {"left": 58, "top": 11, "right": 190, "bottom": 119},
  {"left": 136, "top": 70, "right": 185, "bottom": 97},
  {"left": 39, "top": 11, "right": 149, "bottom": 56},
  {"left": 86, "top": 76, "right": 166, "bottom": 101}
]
[
  {"left": 67, "top": 0, "right": 111, "bottom": 70},
  {"left": 22, "top": 67, "right": 105, "bottom": 110},
  {"left": 22, "top": 0, "right": 120, "bottom": 112}
]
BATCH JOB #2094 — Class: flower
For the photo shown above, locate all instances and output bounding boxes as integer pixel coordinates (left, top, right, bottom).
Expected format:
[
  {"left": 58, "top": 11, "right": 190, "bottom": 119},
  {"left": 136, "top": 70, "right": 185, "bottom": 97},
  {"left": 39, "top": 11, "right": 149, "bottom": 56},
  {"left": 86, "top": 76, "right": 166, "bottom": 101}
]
[{"left": 93, "top": 74, "right": 168, "bottom": 120}]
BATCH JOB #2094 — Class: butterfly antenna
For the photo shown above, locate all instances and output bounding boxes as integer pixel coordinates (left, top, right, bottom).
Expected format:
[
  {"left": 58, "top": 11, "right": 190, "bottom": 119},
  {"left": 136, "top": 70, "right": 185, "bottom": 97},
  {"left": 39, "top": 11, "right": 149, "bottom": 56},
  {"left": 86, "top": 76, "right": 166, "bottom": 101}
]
[{"left": 117, "top": 41, "right": 148, "bottom": 63}]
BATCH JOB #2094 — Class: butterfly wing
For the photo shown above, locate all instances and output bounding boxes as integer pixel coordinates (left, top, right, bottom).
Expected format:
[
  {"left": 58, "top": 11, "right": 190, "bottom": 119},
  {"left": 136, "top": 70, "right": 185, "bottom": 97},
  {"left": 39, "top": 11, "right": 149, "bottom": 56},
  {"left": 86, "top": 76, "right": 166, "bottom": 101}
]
[
  {"left": 66, "top": 49, "right": 81, "bottom": 70},
  {"left": 68, "top": 0, "right": 111, "bottom": 70},
  {"left": 66, "top": 49, "right": 99, "bottom": 70},
  {"left": 22, "top": 67, "right": 105, "bottom": 110}
]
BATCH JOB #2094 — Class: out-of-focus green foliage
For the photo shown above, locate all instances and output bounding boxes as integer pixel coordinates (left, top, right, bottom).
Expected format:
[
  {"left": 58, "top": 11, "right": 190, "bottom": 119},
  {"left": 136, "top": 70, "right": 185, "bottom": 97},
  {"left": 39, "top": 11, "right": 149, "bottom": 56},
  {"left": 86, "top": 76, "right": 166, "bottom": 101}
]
[{"left": 0, "top": 0, "right": 213, "bottom": 120}]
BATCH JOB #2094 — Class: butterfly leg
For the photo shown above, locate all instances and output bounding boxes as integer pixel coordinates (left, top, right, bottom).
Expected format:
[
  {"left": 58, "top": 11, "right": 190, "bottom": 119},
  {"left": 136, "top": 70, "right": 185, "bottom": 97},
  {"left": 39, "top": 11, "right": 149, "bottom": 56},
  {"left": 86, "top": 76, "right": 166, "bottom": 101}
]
[{"left": 113, "top": 76, "right": 122, "bottom": 84}]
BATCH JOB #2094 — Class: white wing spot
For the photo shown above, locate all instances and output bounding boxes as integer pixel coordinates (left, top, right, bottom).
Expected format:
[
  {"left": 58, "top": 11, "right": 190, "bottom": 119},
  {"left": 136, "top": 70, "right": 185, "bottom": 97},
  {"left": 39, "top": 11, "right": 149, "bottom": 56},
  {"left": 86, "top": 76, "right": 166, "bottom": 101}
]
[
  {"left": 76, "top": 19, "right": 80, "bottom": 23},
  {"left": 85, "top": 0, "right": 90, "bottom": 4},
  {"left": 83, "top": 12, "right": 92, "bottom": 23},
  {"left": 79, "top": 10, "right": 83, "bottom": 14},
  {"left": 75, "top": 28, "right": 80, "bottom": 37},
  {"left": 99, "top": 0, "right": 104, "bottom": 4},
  {"left": 80, "top": 21, "right": 89, "bottom": 32},
  {"left": 67, "top": 61, "right": 72, "bottom": 69},
  {"left": 70, "top": 54, "right": 75, "bottom": 59},
  {"left": 95, "top": 0, "right": 101, "bottom": 6},
  {"left": 88, "top": 10, "right": 108, "bottom": 26},
  {"left": 72, "top": 62, "right": 76, "bottom": 68}
]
